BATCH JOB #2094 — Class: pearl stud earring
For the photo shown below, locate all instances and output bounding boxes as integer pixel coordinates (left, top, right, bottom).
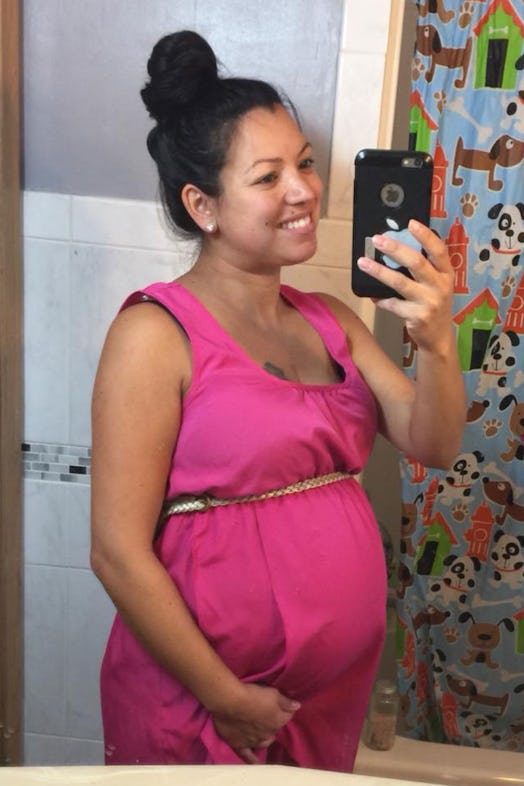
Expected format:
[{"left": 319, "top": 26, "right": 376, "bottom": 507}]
[{"left": 205, "top": 222, "right": 216, "bottom": 233}]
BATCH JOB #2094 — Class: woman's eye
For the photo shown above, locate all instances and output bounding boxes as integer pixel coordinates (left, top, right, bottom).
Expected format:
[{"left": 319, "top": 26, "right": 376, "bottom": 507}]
[
  {"left": 299, "top": 157, "right": 315, "bottom": 170},
  {"left": 256, "top": 172, "right": 277, "bottom": 185}
]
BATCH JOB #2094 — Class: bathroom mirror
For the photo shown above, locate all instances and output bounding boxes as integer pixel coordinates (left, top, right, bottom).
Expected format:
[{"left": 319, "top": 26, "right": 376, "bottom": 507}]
[{"left": 1, "top": 0, "right": 411, "bottom": 765}]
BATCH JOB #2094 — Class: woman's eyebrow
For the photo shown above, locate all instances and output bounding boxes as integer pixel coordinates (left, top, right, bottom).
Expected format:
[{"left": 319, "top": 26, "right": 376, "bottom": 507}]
[{"left": 245, "top": 142, "right": 312, "bottom": 174}]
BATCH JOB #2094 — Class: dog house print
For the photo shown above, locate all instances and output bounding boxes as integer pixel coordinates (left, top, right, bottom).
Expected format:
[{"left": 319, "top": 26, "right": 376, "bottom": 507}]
[
  {"left": 473, "top": 0, "right": 524, "bottom": 89},
  {"left": 515, "top": 610, "right": 524, "bottom": 655},
  {"left": 414, "top": 512, "right": 458, "bottom": 576},
  {"left": 453, "top": 288, "right": 501, "bottom": 370},
  {"left": 409, "top": 90, "right": 438, "bottom": 153}
]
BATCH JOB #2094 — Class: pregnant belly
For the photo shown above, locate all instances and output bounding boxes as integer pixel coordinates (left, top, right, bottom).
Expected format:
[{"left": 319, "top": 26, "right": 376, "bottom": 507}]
[{"left": 183, "top": 482, "right": 387, "bottom": 699}]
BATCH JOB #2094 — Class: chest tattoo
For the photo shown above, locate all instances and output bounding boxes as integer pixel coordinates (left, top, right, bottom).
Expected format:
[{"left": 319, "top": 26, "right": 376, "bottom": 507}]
[{"left": 263, "top": 361, "right": 289, "bottom": 380}]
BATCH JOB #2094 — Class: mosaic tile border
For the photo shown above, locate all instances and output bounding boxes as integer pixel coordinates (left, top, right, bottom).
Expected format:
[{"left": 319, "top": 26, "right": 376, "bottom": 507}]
[{"left": 22, "top": 442, "right": 91, "bottom": 484}]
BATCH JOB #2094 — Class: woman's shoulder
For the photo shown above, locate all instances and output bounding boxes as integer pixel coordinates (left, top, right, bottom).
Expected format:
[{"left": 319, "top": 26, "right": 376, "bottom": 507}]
[
  {"left": 100, "top": 298, "right": 192, "bottom": 389},
  {"left": 310, "top": 291, "right": 372, "bottom": 337}
]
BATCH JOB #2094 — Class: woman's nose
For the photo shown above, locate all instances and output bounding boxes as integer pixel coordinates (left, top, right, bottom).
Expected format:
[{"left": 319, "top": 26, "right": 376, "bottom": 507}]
[{"left": 285, "top": 173, "right": 316, "bottom": 202}]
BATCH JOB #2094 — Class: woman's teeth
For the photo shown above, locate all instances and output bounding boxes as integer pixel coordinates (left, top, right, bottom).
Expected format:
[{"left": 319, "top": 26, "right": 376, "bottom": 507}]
[{"left": 282, "top": 215, "right": 311, "bottom": 230}]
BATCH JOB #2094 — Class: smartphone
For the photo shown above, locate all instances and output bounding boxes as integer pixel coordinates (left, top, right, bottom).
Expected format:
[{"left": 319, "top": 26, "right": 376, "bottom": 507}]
[{"left": 351, "top": 149, "right": 433, "bottom": 298}]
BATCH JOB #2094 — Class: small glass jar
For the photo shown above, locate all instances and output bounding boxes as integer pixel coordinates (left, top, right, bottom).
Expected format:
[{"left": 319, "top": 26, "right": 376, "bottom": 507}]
[{"left": 364, "top": 678, "right": 399, "bottom": 751}]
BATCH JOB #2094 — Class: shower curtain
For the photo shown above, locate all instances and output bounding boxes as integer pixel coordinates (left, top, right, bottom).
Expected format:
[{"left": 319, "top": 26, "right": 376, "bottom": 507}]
[{"left": 396, "top": 0, "right": 524, "bottom": 750}]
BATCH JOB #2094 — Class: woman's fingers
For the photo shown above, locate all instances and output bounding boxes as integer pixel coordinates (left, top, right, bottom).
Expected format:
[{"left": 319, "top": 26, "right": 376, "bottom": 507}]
[
  {"left": 212, "top": 684, "right": 299, "bottom": 763},
  {"left": 237, "top": 747, "right": 259, "bottom": 764},
  {"left": 356, "top": 254, "right": 415, "bottom": 301},
  {"left": 355, "top": 218, "right": 456, "bottom": 350},
  {"left": 258, "top": 736, "right": 276, "bottom": 748},
  {"left": 356, "top": 219, "right": 452, "bottom": 299},
  {"left": 236, "top": 737, "right": 275, "bottom": 764},
  {"left": 407, "top": 219, "right": 450, "bottom": 270}
]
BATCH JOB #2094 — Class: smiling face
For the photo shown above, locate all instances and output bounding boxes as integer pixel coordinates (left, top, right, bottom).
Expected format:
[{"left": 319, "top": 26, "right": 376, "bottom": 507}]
[{"left": 209, "top": 104, "right": 323, "bottom": 273}]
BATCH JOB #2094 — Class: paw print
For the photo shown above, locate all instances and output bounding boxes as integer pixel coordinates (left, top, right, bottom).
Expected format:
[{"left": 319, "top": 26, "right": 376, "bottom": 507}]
[
  {"left": 433, "top": 90, "right": 448, "bottom": 113},
  {"left": 483, "top": 418, "right": 502, "bottom": 437},
  {"left": 501, "top": 275, "right": 516, "bottom": 298},
  {"left": 458, "top": 1, "right": 474, "bottom": 28},
  {"left": 434, "top": 90, "right": 447, "bottom": 114},
  {"left": 460, "top": 193, "right": 479, "bottom": 218},
  {"left": 412, "top": 57, "right": 425, "bottom": 82},
  {"left": 444, "top": 626, "right": 459, "bottom": 643},
  {"left": 452, "top": 502, "right": 469, "bottom": 522}
]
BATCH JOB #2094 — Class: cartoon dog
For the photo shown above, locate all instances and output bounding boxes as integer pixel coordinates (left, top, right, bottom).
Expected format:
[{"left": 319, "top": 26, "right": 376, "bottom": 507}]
[
  {"left": 416, "top": 25, "right": 472, "bottom": 88},
  {"left": 467, "top": 399, "right": 490, "bottom": 424},
  {"left": 475, "top": 203, "right": 524, "bottom": 277},
  {"left": 500, "top": 394, "right": 524, "bottom": 461},
  {"left": 397, "top": 561, "right": 414, "bottom": 599},
  {"left": 411, "top": 604, "right": 451, "bottom": 643},
  {"left": 476, "top": 332, "right": 520, "bottom": 397},
  {"left": 452, "top": 135, "right": 524, "bottom": 191},
  {"left": 418, "top": 0, "right": 454, "bottom": 22},
  {"left": 460, "top": 711, "right": 502, "bottom": 746},
  {"left": 446, "top": 674, "right": 509, "bottom": 716},
  {"left": 438, "top": 451, "right": 484, "bottom": 504},
  {"left": 482, "top": 477, "right": 524, "bottom": 524},
  {"left": 430, "top": 554, "right": 481, "bottom": 606},
  {"left": 505, "top": 53, "right": 524, "bottom": 134},
  {"left": 505, "top": 89, "right": 524, "bottom": 133},
  {"left": 458, "top": 611, "right": 515, "bottom": 670},
  {"left": 401, "top": 492, "right": 423, "bottom": 557},
  {"left": 489, "top": 528, "right": 524, "bottom": 589}
]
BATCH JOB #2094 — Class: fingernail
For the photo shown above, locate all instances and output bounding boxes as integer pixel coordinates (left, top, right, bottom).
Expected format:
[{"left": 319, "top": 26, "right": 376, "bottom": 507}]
[
  {"left": 372, "top": 234, "right": 392, "bottom": 250},
  {"left": 357, "top": 257, "right": 371, "bottom": 270}
]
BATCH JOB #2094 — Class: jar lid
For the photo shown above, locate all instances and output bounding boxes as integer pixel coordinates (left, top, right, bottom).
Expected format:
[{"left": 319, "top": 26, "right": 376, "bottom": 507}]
[{"left": 375, "top": 679, "right": 397, "bottom": 695}]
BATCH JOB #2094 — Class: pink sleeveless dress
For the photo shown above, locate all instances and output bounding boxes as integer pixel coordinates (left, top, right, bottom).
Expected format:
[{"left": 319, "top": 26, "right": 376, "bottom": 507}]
[{"left": 100, "top": 282, "right": 386, "bottom": 772}]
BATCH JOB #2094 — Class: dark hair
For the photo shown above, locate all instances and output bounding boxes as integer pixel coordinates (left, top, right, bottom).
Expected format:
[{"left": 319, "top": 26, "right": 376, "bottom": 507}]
[{"left": 141, "top": 30, "right": 296, "bottom": 237}]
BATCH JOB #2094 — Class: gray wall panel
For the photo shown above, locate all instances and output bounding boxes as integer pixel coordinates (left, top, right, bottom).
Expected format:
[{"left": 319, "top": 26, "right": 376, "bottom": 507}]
[{"left": 23, "top": 1, "right": 343, "bottom": 201}]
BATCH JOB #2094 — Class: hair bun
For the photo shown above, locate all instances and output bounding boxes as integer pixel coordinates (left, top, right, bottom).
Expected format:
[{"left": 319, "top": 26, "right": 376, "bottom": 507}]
[{"left": 141, "top": 30, "right": 219, "bottom": 123}]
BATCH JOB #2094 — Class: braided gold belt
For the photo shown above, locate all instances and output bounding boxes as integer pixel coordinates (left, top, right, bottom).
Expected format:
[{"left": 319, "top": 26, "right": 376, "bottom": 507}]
[{"left": 159, "top": 471, "right": 354, "bottom": 520}]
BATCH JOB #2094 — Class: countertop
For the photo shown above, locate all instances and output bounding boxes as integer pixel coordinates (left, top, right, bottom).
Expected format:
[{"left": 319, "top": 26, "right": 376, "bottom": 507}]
[{"left": 0, "top": 764, "right": 448, "bottom": 786}]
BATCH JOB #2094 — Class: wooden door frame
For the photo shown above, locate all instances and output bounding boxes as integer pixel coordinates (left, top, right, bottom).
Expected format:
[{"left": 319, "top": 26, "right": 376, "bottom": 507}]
[{"left": 0, "top": 0, "right": 22, "bottom": 766}]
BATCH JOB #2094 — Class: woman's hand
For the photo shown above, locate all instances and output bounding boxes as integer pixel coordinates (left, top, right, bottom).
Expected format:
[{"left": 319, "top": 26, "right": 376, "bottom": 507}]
[
  {"left": 347, "top": 218, "right": 466, "bottom": 466},
  {"left": 356, "top": 219, "right": 455, "bottom": 354},
  {"left": 211, "top": 683, "right": 300, "bottom": 764}
]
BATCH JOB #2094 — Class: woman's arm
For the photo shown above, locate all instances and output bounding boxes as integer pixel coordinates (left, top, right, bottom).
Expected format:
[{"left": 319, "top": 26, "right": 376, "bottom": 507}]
[
  {"left": 321, "top": 220, "right": 466, "bottom": 468},
  {"left": 90, "top": 303, "right": 298, "bottom": 761}
]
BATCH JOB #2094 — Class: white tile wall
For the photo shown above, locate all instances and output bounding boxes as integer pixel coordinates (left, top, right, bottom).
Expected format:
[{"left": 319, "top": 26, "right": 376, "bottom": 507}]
[
  {"left": 68, "top": 242, "right": 189, "bottom": 445},
  {"left": 71, "top": 195, "right": 172, "bottom": 250},
  {"left": 24, "top": 565, "right": 68, "bottom": 737},
  {"left": 65, "top": 571, "right": 115, "bottom": 740},
  {"left": 66, "top": 483, "right": 93, "bottom": 569},
  {"left": 23, "top": 191, "right": 71, "bottom": 240},
  {"left": 22, "top": 0, "right": 394, "bottom": 765},
  {"left": 342, "top": 0, "right": 390, "bottom": 52},
  {"left": 24, "top": 238, "right": 71, "bottom": 444},
  {"left": 24, "top": 734, "right": 104, "bottom": 766},
  {"left": 327, "top": 2, "right": 391, "bottom": 222},
  {"left": 24, "top": 481, "right": 69, "bottom": 566},
  {"left": 328, "top": 51, "right": 388, "bottom": 222}
]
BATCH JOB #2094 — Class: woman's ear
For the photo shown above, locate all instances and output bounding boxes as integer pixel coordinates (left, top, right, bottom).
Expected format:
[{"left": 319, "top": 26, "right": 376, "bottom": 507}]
[{"left": 181, "top": 184, "right": 217, "bottom": 233}]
